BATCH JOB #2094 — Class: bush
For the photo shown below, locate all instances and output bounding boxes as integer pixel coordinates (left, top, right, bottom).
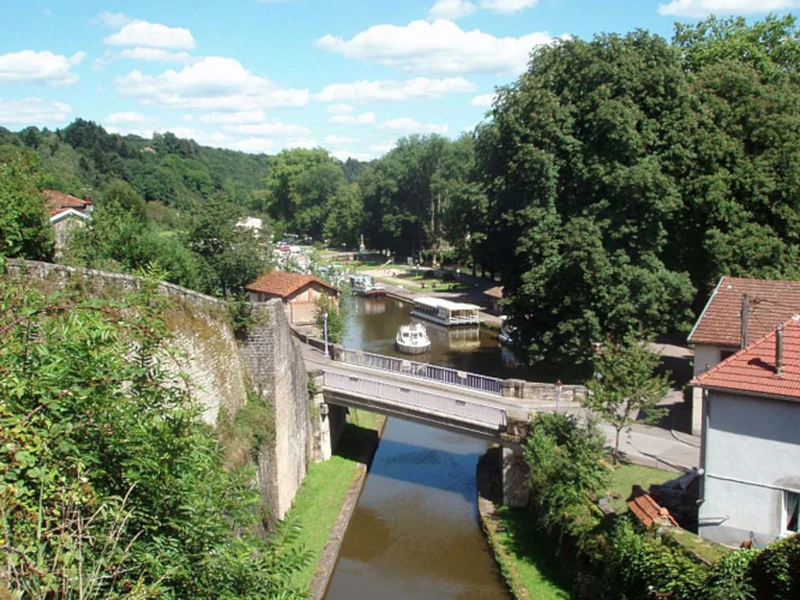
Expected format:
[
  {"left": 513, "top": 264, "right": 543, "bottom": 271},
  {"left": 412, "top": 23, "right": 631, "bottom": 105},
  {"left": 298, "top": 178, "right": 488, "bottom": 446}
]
[{"left": 752, "top": 533, "right": 800, "bottom": 600}]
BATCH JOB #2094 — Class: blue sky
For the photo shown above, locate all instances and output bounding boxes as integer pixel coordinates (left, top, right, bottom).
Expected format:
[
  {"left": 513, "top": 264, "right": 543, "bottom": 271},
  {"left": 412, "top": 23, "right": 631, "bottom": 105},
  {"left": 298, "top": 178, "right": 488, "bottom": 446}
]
[{"left": 1, "top": 0, "right": 797, "bottom": 160}]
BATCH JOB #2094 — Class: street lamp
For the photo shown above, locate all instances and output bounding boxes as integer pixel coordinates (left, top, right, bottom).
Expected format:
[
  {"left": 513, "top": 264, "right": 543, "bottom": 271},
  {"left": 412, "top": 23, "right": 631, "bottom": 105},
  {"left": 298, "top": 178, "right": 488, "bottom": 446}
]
[
  {"left": 555, "top": 379, "right": 563, "bottom": 413},
  {"left": 323, "top": 311, "right": 329, "bottom": 358}
]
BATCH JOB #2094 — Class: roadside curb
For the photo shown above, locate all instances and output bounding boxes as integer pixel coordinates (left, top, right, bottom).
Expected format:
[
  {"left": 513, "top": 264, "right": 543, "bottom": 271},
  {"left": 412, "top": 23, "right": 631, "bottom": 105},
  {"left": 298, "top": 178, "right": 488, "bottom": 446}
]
[{"left": 308, "top": 415, "right": 388, "bottom": 600}]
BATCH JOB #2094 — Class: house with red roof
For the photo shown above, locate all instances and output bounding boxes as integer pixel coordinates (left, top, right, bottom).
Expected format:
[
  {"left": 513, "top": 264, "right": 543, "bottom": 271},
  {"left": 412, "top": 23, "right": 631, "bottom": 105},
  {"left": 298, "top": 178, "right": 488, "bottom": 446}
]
[
  {"left": 246, "top": 271, "right": 338, "bottom": 325},
  {"left": 44, "top": 190, "right": 93, "bottom": 255},
  {"left": 687, "top": 276, "right": 800, "bottom": 435},
  {"left": 692, "top": 320, "right": 800, "bottom": 547}
]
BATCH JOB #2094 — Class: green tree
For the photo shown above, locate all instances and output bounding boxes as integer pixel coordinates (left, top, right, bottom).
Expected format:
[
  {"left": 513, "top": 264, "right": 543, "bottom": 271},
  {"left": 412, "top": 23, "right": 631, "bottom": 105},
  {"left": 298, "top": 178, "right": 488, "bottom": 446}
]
[
  {"left": 186, "top": 195, "right": 269, "bottom": 296},
  {"left": 314, "top": 293, "right": 346, "bottom": 345},
  {"left": 0, "top": 267, "right": 309, "bottom": 598},
  {"left": 0, "top": 152, "right": 54, "bottom": 260},
  {"left": 584, "top": 336, "right": 669, "bottom": 462}
]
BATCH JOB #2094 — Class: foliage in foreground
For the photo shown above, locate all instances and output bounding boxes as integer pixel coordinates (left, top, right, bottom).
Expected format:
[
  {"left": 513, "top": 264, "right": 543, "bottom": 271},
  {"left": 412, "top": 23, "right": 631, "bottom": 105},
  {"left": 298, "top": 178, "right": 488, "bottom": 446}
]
[
  {"left": 314, "top": 292, "right": 347, "bottom": 345},
  {"left": 0, "top": 267, "right": 309, "bottom": 599}
]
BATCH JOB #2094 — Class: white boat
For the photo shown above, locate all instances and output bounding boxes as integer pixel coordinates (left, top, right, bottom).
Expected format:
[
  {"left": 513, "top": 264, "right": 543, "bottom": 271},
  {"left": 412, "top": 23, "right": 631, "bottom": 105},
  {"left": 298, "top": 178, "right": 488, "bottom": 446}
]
[
  {"left": 410, "top": 297, "right": 481, "bottom": 327},
  {"left": 350, "top": 273, "right": 386, "bottom": 297},
  {"left": 395, "top": 323, "right": 432, "bottom": 355},
  {"left": 498, "top": 324, "right": 516, "bottom": 345}
]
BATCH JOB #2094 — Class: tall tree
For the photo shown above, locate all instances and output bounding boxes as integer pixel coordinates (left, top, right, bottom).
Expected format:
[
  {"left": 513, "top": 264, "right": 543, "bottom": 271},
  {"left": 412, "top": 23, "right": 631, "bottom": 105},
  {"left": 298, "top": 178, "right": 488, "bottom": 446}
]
[{"left": 0, "top": 152, "right": 54, "bottom": 261}]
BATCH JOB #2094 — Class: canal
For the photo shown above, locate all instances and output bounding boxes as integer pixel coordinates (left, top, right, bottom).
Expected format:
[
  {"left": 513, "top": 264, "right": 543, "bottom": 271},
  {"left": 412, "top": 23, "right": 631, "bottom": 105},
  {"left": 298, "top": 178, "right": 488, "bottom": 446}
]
[{"left": 323, "top": 295, "right": 531, "bottom": 600}]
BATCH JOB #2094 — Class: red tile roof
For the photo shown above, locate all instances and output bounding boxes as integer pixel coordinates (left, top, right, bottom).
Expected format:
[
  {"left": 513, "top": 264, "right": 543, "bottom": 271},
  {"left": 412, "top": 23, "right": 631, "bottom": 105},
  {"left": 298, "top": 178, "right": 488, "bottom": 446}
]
[
  {"left": 45, "top": 189, "right": 92, "bottom": 217},
  {"left": 692, "top": 318, "right": 800, "bottom": 401},
  {"left": 484, "top": 286, "right": 504, "bottom": 299},
  {"left": 246, "top": 271, "right": 337, "bottom": 299},
  {"left": 688, "top": 277, "right": 800, "bottom": 348},
  {"left": 627, "top": 486, "right": 678, "bottom": 528}
]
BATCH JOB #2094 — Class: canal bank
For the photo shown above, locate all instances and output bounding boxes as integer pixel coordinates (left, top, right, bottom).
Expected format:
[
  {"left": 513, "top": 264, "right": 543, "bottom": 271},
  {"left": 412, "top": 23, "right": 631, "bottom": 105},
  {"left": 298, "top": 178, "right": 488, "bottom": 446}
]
[{"left": 309, "top": 412, "right": 387, "bottom": 599}]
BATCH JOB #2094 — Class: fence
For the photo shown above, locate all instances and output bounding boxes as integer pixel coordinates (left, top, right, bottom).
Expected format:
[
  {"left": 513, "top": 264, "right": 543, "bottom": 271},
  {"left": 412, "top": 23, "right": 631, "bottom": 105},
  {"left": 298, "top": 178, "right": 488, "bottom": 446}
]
[
  {"left": 336, "top": 348, "right": 504, "bottom": 396},
  {"left": 324, "top": 371, "right": 507, "bottom": 430}
]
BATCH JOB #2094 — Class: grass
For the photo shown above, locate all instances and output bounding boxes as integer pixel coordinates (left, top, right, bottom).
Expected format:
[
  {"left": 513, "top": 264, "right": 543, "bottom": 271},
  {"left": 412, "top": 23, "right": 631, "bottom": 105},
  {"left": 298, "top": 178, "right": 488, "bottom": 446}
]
[
  {"left": 285, "top": 409, "right": 385, "bottom": 591},
  {"left": 602, "top": 463, "right": 675, "bottom": 514},
  {"left": 490, "top": 506, "right": 572, "bottom": 600}
]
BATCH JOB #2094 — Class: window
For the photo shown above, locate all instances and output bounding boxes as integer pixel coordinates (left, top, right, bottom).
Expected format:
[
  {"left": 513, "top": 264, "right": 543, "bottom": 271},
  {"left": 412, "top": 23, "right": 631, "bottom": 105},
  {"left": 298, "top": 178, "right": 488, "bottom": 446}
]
[
  {"left": 720, "top": 350, "right": 736, "bottom": 362},
  {"left": 786, "top": 492, "right": 799, "bottom": 533}
]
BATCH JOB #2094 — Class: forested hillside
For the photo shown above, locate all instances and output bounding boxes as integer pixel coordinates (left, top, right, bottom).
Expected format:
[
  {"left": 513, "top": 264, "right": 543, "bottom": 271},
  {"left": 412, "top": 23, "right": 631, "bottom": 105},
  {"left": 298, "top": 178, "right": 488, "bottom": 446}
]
[{"left": 3, "top": 15, "right": 800, "bottom": 368}]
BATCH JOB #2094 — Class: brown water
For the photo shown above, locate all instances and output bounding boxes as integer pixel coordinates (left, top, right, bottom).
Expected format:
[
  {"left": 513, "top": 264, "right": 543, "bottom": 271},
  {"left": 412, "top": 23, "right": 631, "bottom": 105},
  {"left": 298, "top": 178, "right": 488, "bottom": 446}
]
[{"left": 323, "top": 296, "right": 522, "bottom": 599}]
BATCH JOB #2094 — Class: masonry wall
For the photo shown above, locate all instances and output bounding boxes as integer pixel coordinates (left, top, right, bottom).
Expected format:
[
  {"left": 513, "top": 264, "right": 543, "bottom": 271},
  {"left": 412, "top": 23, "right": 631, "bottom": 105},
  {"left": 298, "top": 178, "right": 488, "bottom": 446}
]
[{"left": 7, "top": 260, "right": 310, "bottom": 520}]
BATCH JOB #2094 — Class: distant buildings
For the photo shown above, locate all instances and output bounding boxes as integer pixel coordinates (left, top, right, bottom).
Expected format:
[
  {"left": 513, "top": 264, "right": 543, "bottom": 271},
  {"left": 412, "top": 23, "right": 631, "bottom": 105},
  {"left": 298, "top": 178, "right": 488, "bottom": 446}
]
[
  {"left": 483, "top": 286, "right": 504, "bottom": 315},
  {"left": 692, "top": 320, "right": 800, "bottom": 547},
  {"left": 45, "top": 189, "right": 93, "bottom": 256},
  {"left": 246, "top": 271, "right": 338, "bottom": 325}
]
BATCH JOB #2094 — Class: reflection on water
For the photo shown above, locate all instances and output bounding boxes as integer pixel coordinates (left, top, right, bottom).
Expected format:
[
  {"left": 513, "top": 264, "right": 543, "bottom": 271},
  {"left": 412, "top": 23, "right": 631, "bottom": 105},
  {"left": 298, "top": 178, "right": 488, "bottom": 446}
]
[
  {"left": 325, "top": 296, "right": 514, "bottom": 600},
  {"left": 343, "top": 296, "right": 535, "bottom": 381}
]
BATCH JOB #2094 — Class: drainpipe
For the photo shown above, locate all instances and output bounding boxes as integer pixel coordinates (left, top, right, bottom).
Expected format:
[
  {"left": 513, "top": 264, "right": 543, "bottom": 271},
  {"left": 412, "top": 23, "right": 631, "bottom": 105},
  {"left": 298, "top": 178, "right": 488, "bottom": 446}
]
[{"left": 776, "top": 324, "right": 784, "bottom": 376}]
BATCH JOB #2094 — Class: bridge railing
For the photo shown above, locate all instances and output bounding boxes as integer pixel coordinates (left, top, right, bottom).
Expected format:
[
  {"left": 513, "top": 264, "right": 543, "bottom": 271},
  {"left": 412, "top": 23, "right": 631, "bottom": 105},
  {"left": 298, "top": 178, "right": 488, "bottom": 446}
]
[
  {"left": 324, "top": 371, "right": 506, "bottom": 430},
  {"left": 336, "top": 348, "right": 504, "bottom": 396}
]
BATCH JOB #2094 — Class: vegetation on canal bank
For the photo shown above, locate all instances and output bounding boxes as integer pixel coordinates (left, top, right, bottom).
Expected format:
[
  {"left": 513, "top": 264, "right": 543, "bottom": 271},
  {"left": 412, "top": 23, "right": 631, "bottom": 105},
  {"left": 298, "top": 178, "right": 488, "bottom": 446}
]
[
  {"left": 285, "top": 409, "right": 385, "bottom": 593},
  {"left": 484, "top": 413, "right": 800, "bottom": 600}
]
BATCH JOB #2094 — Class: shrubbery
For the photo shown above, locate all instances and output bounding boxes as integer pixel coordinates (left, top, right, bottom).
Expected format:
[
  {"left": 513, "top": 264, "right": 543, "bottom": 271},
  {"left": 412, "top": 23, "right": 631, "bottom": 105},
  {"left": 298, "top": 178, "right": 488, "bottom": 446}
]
[{"left": 0, "top": 267, "right": 309, "bottom": 599}]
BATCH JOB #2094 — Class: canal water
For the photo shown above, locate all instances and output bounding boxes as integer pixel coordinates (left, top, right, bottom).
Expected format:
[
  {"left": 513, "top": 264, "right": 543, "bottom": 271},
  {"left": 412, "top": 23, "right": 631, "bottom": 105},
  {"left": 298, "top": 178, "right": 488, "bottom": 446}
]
[{"left": 324, "top": 296, "right": 528, "bottom": 599}]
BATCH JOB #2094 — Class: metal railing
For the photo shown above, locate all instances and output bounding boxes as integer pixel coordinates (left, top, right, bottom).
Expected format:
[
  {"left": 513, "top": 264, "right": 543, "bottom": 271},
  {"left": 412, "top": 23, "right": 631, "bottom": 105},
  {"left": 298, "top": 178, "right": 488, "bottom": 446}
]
[
  {"left": 324, "top": 371, "right": 506, "bottom": 429},
  {"left": 337, "top": 348, "right": 504, "bottom": 396}
]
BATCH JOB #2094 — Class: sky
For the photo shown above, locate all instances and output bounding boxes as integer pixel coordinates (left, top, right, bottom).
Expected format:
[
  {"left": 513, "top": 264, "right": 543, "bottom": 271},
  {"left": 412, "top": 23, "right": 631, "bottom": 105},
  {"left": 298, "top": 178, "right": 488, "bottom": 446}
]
[{"left": 1, "top": 0, "right": 798, "bottom": 161}]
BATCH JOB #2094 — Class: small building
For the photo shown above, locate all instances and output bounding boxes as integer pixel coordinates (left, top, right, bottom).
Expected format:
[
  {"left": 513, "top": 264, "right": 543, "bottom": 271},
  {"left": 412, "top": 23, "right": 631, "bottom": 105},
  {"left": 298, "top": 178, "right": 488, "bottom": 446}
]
[
  {"left": 45, "top": 190, "right": 93, "bottom": 256},
  {"left": 692, "top": 320, "right": 800, "bottom": 547},
  {"left": 484, "top": 286, "right": 504, "bottom": 315},
  {"left": 246, "top": 271, "right": 338, "bottom": 325},
  {"left": 687, "top": 276, "right": 800, "bottom": 435}
]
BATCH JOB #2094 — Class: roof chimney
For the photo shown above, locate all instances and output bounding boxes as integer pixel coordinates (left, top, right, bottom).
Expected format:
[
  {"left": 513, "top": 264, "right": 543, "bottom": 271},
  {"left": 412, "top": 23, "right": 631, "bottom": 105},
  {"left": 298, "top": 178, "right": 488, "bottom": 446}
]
[
  {"left": 776, "top": 324, "right": 784, "bottom": 377},
  {"left": 741, "top": 294, "right": 750, "bottom": 349}
]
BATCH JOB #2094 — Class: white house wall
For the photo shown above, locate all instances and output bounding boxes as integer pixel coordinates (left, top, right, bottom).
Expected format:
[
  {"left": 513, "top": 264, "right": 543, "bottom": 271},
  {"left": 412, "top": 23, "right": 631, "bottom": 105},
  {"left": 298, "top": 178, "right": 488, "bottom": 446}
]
[
  {"left": 699, "top": 391, "right": 800, "bottom": 546},
  {"left": 691, "top": 344, "right": 727, "bottom": 435}
]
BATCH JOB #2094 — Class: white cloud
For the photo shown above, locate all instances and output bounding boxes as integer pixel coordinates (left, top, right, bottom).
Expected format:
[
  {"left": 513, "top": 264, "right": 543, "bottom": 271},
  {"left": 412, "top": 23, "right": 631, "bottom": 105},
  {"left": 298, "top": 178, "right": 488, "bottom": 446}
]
[
  {"left": 0, "top": 97, "right": 71, "bottom": 125},
  {"left": 92, "top": 12, "right": 133, "bottom": 28},
  {"left": 316, "top": 19, "right": 565, "bottom": 75},
  {"left": 317, "top": 77, "right": 475, "bottom": 103},
  {"left": 379, "top": 118, "right": 449, "bottom": 134},
  {"left": 428, "top": 0, "right": 477, "bottom": 20},
  {"left": 182, "top": 114, "right": 195, "bottom": 122},
  {"left": 104, "top": 20, "right": 196, "bottom": 50},
  {"left": 325, "top": 134, "right": 358, "bottom": 145},
  {"left": 327, "top": 103, "right": 354, "bottom": 115},
  {"left": 480, "top": 0, "right": 538, "bottom": 13},
  {"left": 200, "top": 110, "right": 268, "bottom": 124},
  {"left": 115, "top": 57, "right": 310, "bottom": 110},
  {"left": 206, "top": 132, "right": 318, "bottom": 154},
  {"left": 118, "top": 47, "right": 196, "bottom": 63},
  {"left": 42, "top": 8, "right": 52, "bottom": 17},
  {"left": 657, "top": 0, "right": 800, "bottom": 16},
  {"left": 222, "top": 122, "right": 311, "bottom": 137},
  {"left": 470, "top": 93, "right": 495, "bottom": 107},
  {"left": 331, "top": 150, "right": 376, "bottom": 162},
  {"left": 106, "top": 111, "right": 158, "bottom": 125},
  {"left": 329, "top": 112, "right": 376, "bottom": 125},
  {"left": 370, "top": 142, "right": 397, "bottom": 154},
  {"left": 105, "top": 125, "right": 156, "bottom": 137},
  {"left": 0, "top": 50, "right": 85, "bottom": 86}
]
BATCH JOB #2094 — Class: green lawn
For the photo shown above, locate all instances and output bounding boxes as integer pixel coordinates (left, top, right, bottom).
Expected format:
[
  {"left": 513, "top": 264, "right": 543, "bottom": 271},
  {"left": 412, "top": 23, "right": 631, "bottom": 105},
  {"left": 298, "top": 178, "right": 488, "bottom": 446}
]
[
  {"left": 490, "top": 506, "right": 572, "bottom": 600},
  {"left": 603, "top": 464, "right": 674, "bottom": 514},
  {"left": 285, "top": 410, "right": 385, "bottom": 591}
]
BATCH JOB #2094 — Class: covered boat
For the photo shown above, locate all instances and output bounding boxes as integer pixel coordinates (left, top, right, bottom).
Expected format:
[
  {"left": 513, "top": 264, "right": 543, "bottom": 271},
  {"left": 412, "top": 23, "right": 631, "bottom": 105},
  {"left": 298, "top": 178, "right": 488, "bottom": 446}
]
[
  {"left": 350, "top": 273, "right": 386, "bottom": 297},
  {"left": 395, "top": 322, "right": 432, "bottom": 355}
]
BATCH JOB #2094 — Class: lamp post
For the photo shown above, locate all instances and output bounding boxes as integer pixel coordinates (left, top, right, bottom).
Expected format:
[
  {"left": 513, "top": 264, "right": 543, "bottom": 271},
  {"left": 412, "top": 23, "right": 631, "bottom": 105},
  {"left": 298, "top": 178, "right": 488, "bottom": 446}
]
[
  {"left": 555, "top": 379, "right": 563, "bottom": 413},
  {"left": 323, "top": 311, "right": 329, "bottom": 358}
]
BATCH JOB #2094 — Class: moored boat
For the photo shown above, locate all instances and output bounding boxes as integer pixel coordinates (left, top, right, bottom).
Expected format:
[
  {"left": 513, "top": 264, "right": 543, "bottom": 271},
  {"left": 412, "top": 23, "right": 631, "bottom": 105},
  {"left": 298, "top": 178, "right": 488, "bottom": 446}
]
[
  {"left": 350, "top": 273, "right": 386, "bottom": 297},
  {"left": 395, "top": 322, "right": 432, "bottom": 355},
  {"left": 410, "top": 297, "right": 480, "bottom": 327}
]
